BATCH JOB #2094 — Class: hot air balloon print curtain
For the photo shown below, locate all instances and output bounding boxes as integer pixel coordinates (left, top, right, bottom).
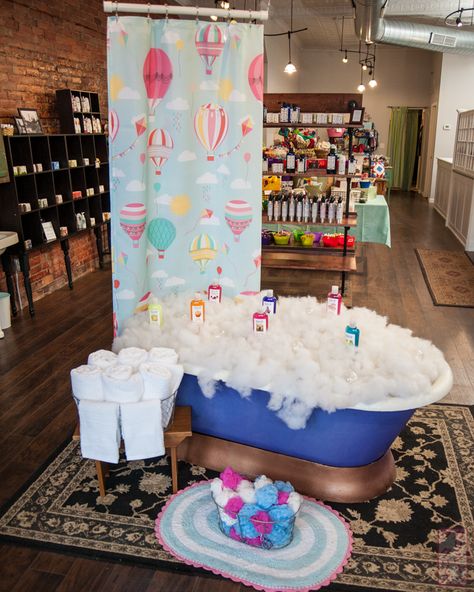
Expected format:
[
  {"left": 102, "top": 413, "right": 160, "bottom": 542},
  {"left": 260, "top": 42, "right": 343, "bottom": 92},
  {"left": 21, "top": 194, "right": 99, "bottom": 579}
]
[{"left": 108, "top": 17, "right": 263, "bottom": 334}]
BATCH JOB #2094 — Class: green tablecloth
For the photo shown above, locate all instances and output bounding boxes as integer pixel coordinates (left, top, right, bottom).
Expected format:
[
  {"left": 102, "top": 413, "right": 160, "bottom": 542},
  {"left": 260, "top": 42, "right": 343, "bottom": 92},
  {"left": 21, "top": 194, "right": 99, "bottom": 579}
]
[
  {"left": 353, "top": 195, "right": 391, "bottom": 247},
  {"left": 262, "top": 195, "right": 391, "bottom": 248}
]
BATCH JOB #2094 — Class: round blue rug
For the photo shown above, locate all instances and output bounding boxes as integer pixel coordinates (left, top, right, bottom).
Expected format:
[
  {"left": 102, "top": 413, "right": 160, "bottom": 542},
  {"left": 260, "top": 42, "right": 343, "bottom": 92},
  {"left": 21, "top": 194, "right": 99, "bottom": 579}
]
[{"left": 155, "top": 482, "right": 352, "bottom": 592}]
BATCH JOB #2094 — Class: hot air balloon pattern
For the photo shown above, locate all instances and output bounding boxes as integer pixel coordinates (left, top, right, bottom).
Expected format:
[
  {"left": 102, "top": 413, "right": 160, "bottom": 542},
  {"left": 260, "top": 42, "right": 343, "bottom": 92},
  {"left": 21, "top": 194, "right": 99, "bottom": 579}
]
[
  {"left": 148, "top": 128, "right": 174, "bottom": 175},
  {"left": 195, "top": 24, "right": 225, "bottom": 76},
  {"left": 143, "top": 48, "right": 173, "bottom": 116},
  {"left": 109, "top": 109, "right": 120, "bottom": 142},
  {"left": 248, "top": 53, "right": 264, "bottom": 102},
  {"left": 194, "top": 103, "right": 228, "bottom": 161},
  {"left": 147, "top": 217, "right": 176, "bottom": 259},
  {"left": 224, "top": 200, "right": 253, "bottom": 242},
  {"left": 189, "top": 233, "right": 218, "bottom": 274},
  {"left": 119, "top": 202, "right": 147, "bottom": 248}
]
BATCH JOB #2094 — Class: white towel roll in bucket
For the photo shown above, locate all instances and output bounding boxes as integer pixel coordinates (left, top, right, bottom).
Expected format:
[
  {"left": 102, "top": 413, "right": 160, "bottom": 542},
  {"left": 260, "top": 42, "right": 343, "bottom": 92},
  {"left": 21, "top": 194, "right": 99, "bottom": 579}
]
[
  {"left": 71, "top": 365, "right": 104, "bottom": 401},
  {"left": 139, "top": 362, "right": 172, "bottom": 400},
  {"left": 117, "top": 347, "right": 148, "bottom": 371},
  {"left": 88, "top": 349, "right": 118, "bottom": 370},
  {"left": 147, "top": 347, "right": 179, "bottom": 366},
  {"left": 102, "top": 364, "right": 144, "bottom": 403}
]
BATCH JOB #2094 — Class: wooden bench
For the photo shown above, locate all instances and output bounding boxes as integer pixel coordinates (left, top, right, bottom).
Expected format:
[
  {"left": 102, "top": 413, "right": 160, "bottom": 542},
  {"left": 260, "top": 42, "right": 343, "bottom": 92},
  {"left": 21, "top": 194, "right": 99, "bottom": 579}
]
[{"left": 73, "top": 405, "right": 192, "bottom": 496}]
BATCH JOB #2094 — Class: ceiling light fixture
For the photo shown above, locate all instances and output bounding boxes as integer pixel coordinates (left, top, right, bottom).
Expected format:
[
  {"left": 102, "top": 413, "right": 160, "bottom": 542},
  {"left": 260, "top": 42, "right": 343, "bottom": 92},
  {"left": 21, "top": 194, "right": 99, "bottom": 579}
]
[
  {"left": 264, "top": 0, "right": 307, "bottom": 75},
  {"left": 342, "top": 50, "right": 348, "bottom": 63},
  {"left": 445, "top": 3, "right": 474, "bottom": 27},
  {"left": 357, "top": 67, "right": 365, "bottom": 93}
]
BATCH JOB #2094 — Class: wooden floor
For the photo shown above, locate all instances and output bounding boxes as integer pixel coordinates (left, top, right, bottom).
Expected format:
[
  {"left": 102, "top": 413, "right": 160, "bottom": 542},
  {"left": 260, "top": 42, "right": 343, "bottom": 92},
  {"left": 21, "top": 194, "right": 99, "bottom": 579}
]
[{"left": 0, "top": 191, "right": 473, "bottom": 591}]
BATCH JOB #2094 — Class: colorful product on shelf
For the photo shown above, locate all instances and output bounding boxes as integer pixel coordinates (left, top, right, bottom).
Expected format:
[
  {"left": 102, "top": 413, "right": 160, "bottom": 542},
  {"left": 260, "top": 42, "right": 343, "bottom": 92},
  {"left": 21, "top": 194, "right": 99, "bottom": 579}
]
[
  {"left": 208, "top": 280, "right": 222, "bottom": 303},
  {"left": 345, "top": 322, "right": 360, "bottom": 347},
  {"left": 273, "top": 231, "right": 290, "bottom": 245},
  {"left": 148, "top": 297, "right": 163, "bottom": 327},
  {"left": 262, "top": 289, "right": 277, "bottom": 314},
  {"left": 326, "top": 145, "right": 337, "bottom": 175},
  {"left": 261, "top": 229, "right": 274, "bottom": 245}
]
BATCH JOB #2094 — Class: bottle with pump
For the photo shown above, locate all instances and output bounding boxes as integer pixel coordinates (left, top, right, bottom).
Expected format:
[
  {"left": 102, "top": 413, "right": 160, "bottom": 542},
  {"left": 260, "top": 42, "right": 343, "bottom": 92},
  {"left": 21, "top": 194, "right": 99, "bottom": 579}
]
[
  {"left": 267, "top": 193, "right": 274, "bottom": 221},
  {"left": 337, "top": 152, "right": 347, "bottom": 175},
  {"left": 262, "top": 289, "right": 277, "bottom": 314},
  {"left": 327, "top": 285, "right": 342, "bottom": 315},
  {"left": 273, "top": 194, "right": 281, "bottom": 221},
  {"left": 281, "top": 192, "right": 288, "bottom": 222},
  {"left": 253, "top": 306, "right": 269, "bottom": 333},
  {"left": 311, "top": 198, "right": 318, "bottom": 223},
  {"left": 345, "top": 322, "right": 360, "bottom": 347},
  {"left": 286, "top": 149, "right": 296, "bottom": 173},
  {"left": 319, "top": 196, "right": 327, "bottom": 223},
  {"left": 326, "top": 145, "right": 337, "bottom": 174},
  {"left": 190, "top": 292, "right": 205, "bottom": 322},
  {"left": 208, "top": 280, "right": 222, "bottom": 303},
  {"left": 336, "top": 197, "right": 344, "bottom": 224},
  {"left": 296, "top": 195, "right": 303, "bottom": 222},
  {"left": 348, "top": 156, "right": 357, "bottom": 175},
  {"left": 148, "top": 297, "right": 163, "bottom": 327},
  {"left": 289, "top": 192, "right": 296, "bottom": 222},
  {"left": 328, "top": 196, "right": 336, "bottom": 223}
]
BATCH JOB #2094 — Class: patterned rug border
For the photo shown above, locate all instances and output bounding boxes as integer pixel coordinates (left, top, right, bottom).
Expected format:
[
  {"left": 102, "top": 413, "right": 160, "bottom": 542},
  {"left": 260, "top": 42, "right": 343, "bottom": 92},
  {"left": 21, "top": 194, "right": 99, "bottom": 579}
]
[
  {"left": 415, "top": 248, "right": 474, "bottom": 308},
  {"left": 0, "top": 405, "right": 473, "bottom": 592}
]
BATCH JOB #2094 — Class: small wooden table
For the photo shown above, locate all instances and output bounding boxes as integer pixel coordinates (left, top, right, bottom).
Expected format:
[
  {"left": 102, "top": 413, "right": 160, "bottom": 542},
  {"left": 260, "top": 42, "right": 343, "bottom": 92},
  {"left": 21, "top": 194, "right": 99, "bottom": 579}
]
[{"left": 74, "top": 405, "right": 192, "bottom": 496}]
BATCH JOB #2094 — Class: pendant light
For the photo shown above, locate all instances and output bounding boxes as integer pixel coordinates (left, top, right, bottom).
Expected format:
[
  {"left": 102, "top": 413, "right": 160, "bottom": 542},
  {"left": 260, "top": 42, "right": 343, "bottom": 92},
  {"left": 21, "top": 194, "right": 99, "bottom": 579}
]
[
  {"left": 357, "top": 67, "right": 365, "bottom": 93},
  {"left": 342, "top": 50, "right": 348, "bottom": 64},
  {"left": 284, "top": 0, "right": 297, "bottom": 74},
  {"left": 368, "top": 46, "right": 377, "bottom": 87}
]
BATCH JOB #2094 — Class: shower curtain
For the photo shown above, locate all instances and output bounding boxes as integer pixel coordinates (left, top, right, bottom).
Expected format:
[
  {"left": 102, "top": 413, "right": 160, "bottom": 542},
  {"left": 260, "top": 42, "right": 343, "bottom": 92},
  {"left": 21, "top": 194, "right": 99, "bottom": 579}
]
[{"left": 107, "top": 17, "right": 263, "bottom": 334}]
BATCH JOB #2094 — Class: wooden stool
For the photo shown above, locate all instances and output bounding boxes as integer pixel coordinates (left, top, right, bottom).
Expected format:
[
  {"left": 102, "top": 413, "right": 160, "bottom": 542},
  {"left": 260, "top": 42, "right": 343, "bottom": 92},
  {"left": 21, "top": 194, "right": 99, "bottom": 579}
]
[{"left": 74, "top": 405, "right": 192, "bottom": 496}]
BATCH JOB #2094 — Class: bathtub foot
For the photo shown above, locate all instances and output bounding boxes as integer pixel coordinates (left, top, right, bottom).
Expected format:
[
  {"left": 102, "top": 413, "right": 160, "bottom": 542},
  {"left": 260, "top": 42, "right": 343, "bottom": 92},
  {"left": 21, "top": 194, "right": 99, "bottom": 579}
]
[{"left": 178, "top": 434, "right": 396, "bottom": 503}]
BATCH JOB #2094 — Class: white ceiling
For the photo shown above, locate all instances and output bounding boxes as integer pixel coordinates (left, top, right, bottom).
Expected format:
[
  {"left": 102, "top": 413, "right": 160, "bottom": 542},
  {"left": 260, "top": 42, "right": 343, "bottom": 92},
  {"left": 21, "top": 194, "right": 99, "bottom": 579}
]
[{"left": 177, "top": 0, "right": 471, "bottom": 49}]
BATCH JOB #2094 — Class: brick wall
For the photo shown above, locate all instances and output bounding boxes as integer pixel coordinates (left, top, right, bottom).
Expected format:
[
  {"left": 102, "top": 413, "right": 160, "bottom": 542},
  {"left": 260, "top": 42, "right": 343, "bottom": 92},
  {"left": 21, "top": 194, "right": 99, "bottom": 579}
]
[{"left": 0, "top": 0, "right": 108, "bottom": 307}]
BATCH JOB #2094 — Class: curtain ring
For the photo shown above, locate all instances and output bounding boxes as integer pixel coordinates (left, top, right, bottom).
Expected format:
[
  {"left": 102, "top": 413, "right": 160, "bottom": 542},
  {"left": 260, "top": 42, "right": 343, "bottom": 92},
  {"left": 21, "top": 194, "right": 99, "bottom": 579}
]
[
  {"left": 195, "top": 6, "right": 199, "bottom": 23},
  {"left": 248, "top": 9, "right": 253, "bottom": 25},
  {"left": 165, "top": 3, "right": 169, "bottom": 22},
  {"left": 147, "top": 2, "right": 151, "bottom": 21},
  {"left": 114, "top": 0, "right": 118, "bottom": 19}
]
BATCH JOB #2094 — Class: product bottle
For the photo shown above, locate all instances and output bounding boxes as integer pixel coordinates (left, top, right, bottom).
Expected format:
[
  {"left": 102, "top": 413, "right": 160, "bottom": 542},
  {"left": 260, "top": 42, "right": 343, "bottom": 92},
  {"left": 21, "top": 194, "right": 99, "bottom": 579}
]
[
  {"left": 311, "top": 198, "right": 318, "bottom": 223},
  {"left": 280, "top": 103, "right": 288, "bottom": 123},
  {"left": 253, "top": 306, "right": 269, "bottom": 333},
  {"left": 296, "top": 195, "right": 303, "bottom": 222},
  {"left": 337, "top": 153, "right": 347, "bottom": 175},
  {"left": 296, "top": 155, "right": 306, "bottom": 173},
  {"left": 345, "top": 322, "right": 360, "bottom": 347},
  {"left": 148, "top": 297, "right": 163, "bottom": 326},
  {"left": 263, "top": 105, "right": 268, "bottom": 123},
  {"left": 289, "top": 192, "right": 296, "bottom": 222},
  {"left": 319, "top": 197, "right": 327, "bottom": 223},
  {"left": 262, "top": 155, "right": 269, "bottom": 173},
  {"left": 303, "top": 196, "right": 310, "bottom": 223},
  {"left": 262, "top": 289, "right": 277, "bottom": 314},
  {"left": 328, "top": 196, "right": 336, "bottom": 223},
  {"left": 267, "top": 194, "right": 274, "bottom": 221},
  {"left": 336, "top": 197, "right": 344, "bottom": 224},
  {"left": 190, "top": 292, "right": 205, "bottom": 322},
  {"left": 286, "top": 149, "right": 296, "bottom": 173},
  {"left": 208, "top": 280, "right": 222, "bottom": 303},
  {"left": 281, "top": 193, "right": 288, "bottom": 222},
  {"left": 348, "top": 156, "right": 357, "bottom": 175},
  {"left": 273, "top": 194, "right": 281, "bottom": 221},
  {"left": 327, "top": 285, "right": 342, "bottom": 315},
  {"left": 326, "top": 145, "right": 337, "bottom": 175}
]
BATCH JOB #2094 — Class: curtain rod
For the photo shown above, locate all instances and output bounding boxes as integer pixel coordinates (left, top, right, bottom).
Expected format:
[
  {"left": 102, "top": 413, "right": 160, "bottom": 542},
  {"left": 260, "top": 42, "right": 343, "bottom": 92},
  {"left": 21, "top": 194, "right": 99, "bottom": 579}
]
[
  {"left": 387, "top": 106, "right": 427, "bottom": 110},
  {"left": 103, "top": 2, "right": 269, "bottom": 21}
]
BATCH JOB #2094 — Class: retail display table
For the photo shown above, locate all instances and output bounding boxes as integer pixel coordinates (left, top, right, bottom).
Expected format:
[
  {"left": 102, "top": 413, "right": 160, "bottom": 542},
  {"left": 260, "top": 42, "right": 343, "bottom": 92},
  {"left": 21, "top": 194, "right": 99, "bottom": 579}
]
[{"left": 353, "top": 195, "right": 391, "bottom": 247}]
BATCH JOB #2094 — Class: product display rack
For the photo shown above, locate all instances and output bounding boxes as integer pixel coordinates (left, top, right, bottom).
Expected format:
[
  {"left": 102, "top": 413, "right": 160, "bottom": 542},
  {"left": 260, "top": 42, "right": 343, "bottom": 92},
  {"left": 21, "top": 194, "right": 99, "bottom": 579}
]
[
  {"left": 56, "top": 89, "right": 102, "bottom": 135},
  {"left": 0, "top": 133, "right": 110, "bottom": 316}
]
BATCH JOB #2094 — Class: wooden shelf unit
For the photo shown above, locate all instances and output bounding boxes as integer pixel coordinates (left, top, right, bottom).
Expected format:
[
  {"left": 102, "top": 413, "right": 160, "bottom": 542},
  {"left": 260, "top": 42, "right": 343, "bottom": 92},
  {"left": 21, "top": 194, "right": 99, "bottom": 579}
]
[
  {"left": 263, "top": 170, "right": 362, "bottom": 179},
  {"left": 56, "top": 89, "right": 103, "bottom": 135}
]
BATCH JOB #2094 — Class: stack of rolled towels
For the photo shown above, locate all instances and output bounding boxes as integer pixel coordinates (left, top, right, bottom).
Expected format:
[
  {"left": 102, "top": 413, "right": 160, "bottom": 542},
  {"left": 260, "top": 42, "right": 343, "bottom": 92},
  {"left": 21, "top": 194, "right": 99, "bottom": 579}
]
[
  {"left": 71, "top": 347, "right": 183, "bottom": 464},
  {"left": 211, "top": 467, "right": 303, "bottom": 549}
]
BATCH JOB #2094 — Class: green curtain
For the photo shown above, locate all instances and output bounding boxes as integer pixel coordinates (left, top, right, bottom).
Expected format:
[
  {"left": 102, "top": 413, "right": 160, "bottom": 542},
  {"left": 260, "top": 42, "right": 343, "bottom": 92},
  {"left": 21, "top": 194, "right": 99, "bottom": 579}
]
[{"left": 387, "top": 107, "right": 419, "bottom": 191}]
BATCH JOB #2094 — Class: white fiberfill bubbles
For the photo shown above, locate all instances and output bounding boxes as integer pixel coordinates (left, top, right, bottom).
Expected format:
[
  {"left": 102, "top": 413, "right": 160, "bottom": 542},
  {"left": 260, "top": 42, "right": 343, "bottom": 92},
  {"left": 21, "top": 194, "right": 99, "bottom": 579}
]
[{"left": 113, "top": 294, "right": 448, "bottom": 429}]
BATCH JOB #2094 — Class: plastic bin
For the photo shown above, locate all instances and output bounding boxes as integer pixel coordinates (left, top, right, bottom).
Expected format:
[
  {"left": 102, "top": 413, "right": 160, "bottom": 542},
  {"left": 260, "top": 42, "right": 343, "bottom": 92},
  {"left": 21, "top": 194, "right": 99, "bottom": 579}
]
[{"left": 0, "top": 292, "right": 11, "bottom": 329}]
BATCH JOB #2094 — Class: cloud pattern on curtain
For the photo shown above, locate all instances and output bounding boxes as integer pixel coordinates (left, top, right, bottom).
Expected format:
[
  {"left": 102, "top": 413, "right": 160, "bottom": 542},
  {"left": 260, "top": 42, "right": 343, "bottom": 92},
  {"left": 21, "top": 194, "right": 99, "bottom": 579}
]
[{"left": 107, "top": 17, "right": 263, "bottom": 334}]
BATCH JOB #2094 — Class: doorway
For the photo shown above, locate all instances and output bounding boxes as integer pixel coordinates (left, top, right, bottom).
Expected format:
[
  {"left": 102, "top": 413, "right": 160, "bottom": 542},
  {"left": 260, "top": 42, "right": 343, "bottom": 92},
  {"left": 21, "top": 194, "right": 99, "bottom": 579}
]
[{"left": 387, "top": 107, "right": 425, "bottom": 192}]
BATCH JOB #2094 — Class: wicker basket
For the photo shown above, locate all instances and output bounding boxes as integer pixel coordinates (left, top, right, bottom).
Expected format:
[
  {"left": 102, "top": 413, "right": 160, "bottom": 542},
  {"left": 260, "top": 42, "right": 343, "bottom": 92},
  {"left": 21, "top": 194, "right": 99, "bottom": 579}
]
[
  {"left": 214, "top": 501, "right": 298, "bottom": 549},
  {"left": 161, "top": 390, "right": 177, "bottom": 429}
]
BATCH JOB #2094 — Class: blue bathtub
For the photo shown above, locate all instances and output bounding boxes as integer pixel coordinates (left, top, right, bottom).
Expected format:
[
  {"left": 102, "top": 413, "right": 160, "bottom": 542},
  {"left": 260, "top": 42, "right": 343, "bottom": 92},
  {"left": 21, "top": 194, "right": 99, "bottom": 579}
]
[{"left": 176, "top": 363, "right": 453, "bottom": 468}]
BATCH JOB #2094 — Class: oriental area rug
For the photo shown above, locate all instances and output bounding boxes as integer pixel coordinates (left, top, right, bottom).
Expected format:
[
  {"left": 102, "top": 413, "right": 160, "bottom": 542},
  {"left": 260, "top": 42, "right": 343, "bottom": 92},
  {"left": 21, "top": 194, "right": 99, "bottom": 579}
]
[
  {"left": 0, "top": 404, "right": 473, "bottom": 592},
  {"left": 415, "top": 248, "right": 474, "bottom": 307}
]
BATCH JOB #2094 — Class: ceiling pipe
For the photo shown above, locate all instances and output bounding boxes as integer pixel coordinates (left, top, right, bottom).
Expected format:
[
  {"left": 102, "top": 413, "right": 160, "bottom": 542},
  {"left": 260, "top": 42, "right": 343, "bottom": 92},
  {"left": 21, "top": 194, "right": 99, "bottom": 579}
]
[{"left": 353, "top": 0, "right": 474, "bottom": 55}]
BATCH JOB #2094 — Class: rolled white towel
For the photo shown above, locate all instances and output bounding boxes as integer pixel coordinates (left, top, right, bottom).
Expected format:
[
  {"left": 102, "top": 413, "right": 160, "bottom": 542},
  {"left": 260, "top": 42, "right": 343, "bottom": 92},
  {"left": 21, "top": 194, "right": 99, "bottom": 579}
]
[
  {"left": 102, "top": 364, "right": 144, "bottom": 403},
  {"left": 166, "top": 364, "right": 185, "bottom": 394},
  {"left": 87, "top": 349, "right": 117, "bottom": 370},
  {"left": 139, "top": 362, "right": 172, "bottom": 400},
  {"left": 120, "top": 400, "right": 164, "bottom": 460},
  {"left": 148, "top": 347, "right": 179, "bottom": 365},
  {"left": 117, "top": 347, "right": 148, "bottom": 371},
  {"left": 71, "top": 365, "right": 104, "bottom": 401},
  {"left": 78, "top": 400, "right": 120, "bottom": 463}
]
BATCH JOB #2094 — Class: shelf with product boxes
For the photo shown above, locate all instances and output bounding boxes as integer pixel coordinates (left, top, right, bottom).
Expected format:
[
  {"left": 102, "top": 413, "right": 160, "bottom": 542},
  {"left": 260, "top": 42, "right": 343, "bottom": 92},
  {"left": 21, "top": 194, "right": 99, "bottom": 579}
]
[{"left": 0, "top": 132, "right": 111, "bottom": 317}]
